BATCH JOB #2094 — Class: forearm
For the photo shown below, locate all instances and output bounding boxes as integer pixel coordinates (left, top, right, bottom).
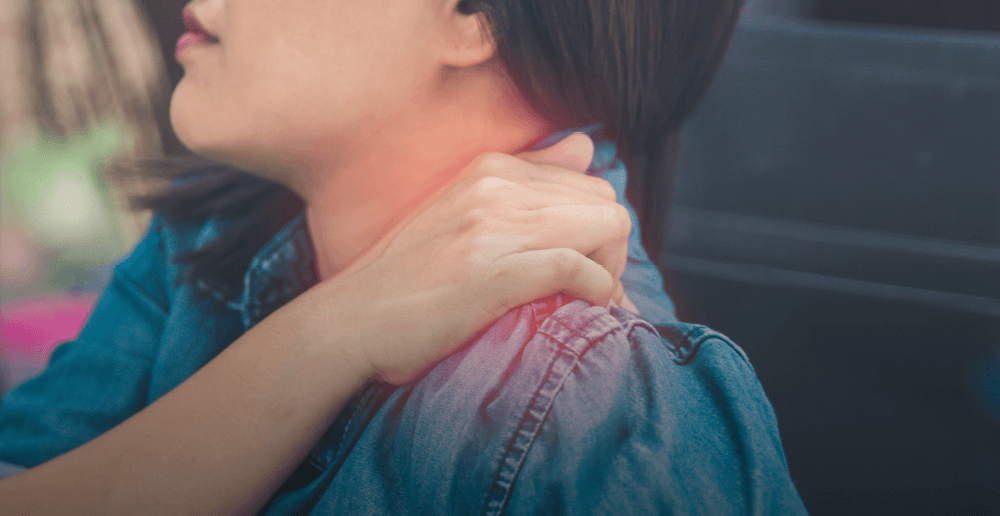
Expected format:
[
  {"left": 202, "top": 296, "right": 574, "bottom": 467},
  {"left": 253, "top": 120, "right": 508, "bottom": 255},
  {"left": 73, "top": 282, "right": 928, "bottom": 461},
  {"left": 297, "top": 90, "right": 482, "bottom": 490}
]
[{"left": 0, "top": 285, "right": 373, "bottom": 516}]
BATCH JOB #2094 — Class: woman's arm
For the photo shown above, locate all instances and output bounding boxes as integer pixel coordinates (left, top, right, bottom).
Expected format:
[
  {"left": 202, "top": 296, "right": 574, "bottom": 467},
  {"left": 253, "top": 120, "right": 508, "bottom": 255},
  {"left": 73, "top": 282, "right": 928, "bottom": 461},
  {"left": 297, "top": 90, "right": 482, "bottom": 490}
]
[
  {"left": 0, "top": 283, "right": 372, "bottom": 516},
  {"left": 0, "top": 133, "right": 631, "bottom": 515}
]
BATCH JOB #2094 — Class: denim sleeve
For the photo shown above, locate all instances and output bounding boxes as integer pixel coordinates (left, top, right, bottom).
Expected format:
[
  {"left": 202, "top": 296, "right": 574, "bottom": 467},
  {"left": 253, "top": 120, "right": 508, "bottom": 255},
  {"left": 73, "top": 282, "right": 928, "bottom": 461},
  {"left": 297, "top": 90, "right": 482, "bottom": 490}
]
[
  {"left": 288, "top": 295, "right": 806, "bottom": 515},
  {"left": 501, "top": 308, "right": 809, "bottom": 515},
  {"left": 0, "top": 216, "right": 170, "bottom": 469}
]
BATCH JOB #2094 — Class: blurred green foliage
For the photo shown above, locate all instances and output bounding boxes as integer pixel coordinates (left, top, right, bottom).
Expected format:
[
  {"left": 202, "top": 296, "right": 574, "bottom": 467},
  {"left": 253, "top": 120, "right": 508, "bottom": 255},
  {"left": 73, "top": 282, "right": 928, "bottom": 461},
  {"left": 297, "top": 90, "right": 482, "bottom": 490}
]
[{"left": 1, "top": 121, "right": 137, "bottom": 304}]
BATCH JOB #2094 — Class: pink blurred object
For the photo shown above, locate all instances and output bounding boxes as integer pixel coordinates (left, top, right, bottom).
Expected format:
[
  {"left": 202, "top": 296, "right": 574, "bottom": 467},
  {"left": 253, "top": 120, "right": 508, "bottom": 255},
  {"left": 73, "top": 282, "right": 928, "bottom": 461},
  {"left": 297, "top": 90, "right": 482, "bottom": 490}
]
[{"left": 1, "top": 294, "right": 98, "bottom": 390}]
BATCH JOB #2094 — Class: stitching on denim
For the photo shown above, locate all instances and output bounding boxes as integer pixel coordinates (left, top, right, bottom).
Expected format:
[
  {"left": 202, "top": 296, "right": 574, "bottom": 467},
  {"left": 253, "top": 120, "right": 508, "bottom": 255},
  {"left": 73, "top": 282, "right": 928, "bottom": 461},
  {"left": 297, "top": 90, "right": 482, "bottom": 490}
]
[
  {"left": 331, "top": 393, "right": 364, "bottom": 466},
  {"left": 481, "top": 344, "right": 578, "bottom": 516},
  {"left": 672, "top": 325, "right": 705, "bottom": 365},
  {"left": 540, "top": 307, "right": 621, "bottom": 358},
  {"left": 660, "top": 324, "right": 752, "bottom": 366},
  {"left": 327, "top": 384, "right": 390, "bottom": 471},
  {"left": 241, "top": 211, "right": 308, "bottom": 328},
  {"left": 248, "top": 232, "right": 316, "bottom": 325},
  {"left": 621, "top": 314, "right": 661, "bottom": 347},
  {"left": 481, "top": 306, "right": 626, "bottom": 516},
  {"left": 692, "top": 329, "right": 752, "bottom": 365}
]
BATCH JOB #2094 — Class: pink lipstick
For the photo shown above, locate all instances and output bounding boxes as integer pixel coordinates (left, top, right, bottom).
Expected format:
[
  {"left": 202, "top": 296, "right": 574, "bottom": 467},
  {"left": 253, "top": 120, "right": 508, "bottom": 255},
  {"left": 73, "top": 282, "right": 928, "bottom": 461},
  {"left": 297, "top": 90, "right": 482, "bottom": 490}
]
[{"left": 176, "top": 9, "right": 219, "bottom": 58}]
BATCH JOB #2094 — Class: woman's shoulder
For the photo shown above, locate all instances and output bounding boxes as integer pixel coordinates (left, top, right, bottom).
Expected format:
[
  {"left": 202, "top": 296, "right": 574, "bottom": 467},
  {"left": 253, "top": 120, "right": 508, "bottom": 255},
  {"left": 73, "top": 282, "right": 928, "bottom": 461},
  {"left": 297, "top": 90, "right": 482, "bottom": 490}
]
[
  {"left": 324, "top": 296, "right": 807, "bottom": 514},
  {"left": 453, "top": 297, "right": 805, "bottom": 512},
  {"left": 415, "top": 294, "right": 762, "bottom": 412},
  {"left": 434, "top": 296, "right": 775, "bottom": 448}
]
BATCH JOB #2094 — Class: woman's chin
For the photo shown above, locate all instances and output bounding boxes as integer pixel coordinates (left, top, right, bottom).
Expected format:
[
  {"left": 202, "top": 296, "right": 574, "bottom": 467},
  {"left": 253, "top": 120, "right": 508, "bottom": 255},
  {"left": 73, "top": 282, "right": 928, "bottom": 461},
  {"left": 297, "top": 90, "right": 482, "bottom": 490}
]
[
  {"left": 168, "top": 94, "right": 297, "bottom": 181},
  {"left": 172, "top": 132, "right": 226, "bottom": 163},
  {"left": 170, "top": 91, "right": 230, "bottom": 160},
  {"left": 170, "top": 116, "right": 240, "bottom": 167}
]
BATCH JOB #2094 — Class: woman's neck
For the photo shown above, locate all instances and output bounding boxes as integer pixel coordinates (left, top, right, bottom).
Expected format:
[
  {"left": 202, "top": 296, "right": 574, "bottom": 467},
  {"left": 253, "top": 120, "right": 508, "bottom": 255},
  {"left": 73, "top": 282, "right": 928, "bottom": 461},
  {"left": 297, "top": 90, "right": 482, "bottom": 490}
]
[{"left": 298, "top": 85, "right": 558, "bottom": 282}]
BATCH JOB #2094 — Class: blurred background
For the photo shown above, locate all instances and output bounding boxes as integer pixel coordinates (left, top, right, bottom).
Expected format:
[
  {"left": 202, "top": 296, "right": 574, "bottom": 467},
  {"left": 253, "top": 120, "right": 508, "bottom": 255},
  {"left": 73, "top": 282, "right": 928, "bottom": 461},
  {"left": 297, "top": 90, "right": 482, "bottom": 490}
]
[
  {"left": 0, "top": 0, "right": 998, "bottom": 514},
  {"left": 665, "top": 0, "right": 1000, "bottom": 515},
  {"left": 0, "top": 0, "right": 169, "bottom": 391}
]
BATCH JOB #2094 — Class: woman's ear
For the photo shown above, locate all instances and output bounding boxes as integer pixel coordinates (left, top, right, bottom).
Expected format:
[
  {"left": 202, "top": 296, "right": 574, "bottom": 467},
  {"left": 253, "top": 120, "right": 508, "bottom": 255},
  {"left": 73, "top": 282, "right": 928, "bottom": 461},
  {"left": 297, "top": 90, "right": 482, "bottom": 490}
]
[{"left": 440, "top": 0, "right": 496, "bottom": 68}]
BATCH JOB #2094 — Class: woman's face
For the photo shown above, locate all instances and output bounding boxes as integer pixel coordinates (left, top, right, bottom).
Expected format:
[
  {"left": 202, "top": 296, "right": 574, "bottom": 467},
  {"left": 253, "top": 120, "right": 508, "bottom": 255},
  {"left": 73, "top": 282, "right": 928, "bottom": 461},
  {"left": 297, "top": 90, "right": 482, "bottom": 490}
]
[{"left": 170, "top": 0, "right": 457, "bottom": 179}]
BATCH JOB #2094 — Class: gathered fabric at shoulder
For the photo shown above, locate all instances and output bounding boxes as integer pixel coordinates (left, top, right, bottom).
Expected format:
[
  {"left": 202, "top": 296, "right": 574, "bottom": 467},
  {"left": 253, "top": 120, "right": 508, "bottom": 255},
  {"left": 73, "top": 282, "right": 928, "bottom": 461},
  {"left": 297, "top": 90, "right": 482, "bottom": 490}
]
[{"left": 260, "top": 294, "right": 807, "bottom": 515}]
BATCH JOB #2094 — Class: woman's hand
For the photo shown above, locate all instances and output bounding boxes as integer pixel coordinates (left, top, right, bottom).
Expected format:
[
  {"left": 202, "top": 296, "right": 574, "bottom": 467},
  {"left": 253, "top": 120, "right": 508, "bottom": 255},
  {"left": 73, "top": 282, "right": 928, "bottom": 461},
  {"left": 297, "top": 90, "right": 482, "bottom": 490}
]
[
  {"left": 305, "top": 133, "right": 636, "bottom": 384},
  {"left": 0, "top": 133, "right": 641, "bottom": 516}
]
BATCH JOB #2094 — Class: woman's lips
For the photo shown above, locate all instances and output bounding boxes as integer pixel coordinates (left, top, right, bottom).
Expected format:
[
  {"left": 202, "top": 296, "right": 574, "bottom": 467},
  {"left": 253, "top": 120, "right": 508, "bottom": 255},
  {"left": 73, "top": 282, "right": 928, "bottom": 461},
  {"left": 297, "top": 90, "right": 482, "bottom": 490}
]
[
  {"left": 175, "top": 31, "right": 216, "bottom": 58},
  {"left": 176, "top": 9, "right": 219, "bottom": 59}
]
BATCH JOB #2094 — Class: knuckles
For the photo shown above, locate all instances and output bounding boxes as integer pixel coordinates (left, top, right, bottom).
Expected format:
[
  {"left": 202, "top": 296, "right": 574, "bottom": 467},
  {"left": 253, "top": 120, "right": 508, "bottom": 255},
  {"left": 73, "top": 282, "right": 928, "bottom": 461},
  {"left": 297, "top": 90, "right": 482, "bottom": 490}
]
[
  {"left": 475, "top": 152, "right": 519, "bottom": 177},
  {"left": 469, "top": 175, "right": 519, "bottom": 204},
  {"left": 596, "top": 178, "right": 617, "bottom": 201},
  {"left": 550, "top": 248, "right": 584, "bottom": 285},
  {"left": 616, "top": 203, "right": 632, "bottom": 239}
]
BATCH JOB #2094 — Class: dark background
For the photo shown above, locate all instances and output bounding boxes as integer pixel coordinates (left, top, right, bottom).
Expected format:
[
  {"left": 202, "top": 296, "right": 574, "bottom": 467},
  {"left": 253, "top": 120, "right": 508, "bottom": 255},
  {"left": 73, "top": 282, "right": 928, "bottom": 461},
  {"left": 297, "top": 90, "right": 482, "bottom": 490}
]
[
  {"left": 815, "top": 0, "right": 1000, "bottom": 33},
  {"left": 664, "top": 2, "right": 1000, "bottom": 515}
]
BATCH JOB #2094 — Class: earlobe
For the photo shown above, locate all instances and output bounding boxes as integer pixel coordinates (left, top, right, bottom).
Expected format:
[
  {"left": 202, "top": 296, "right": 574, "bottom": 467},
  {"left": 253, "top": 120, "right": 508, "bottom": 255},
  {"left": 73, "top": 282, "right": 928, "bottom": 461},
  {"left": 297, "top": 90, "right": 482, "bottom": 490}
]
[{"left": 443, "top": 1, "right": 496, "bottom": 68}]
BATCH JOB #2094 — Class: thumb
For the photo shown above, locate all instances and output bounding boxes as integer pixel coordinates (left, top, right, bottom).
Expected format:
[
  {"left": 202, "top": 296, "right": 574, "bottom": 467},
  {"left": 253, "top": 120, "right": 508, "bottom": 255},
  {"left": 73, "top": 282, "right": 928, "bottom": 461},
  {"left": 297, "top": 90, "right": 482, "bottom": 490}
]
[{"left": 516, "top": 132, "right": 595, "bottom": 173}]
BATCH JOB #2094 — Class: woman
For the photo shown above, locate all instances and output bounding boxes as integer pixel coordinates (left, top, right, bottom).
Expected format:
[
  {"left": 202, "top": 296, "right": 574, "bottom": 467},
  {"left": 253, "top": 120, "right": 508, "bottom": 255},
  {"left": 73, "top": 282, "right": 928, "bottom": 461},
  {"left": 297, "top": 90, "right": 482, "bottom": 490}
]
[{"left": 0, "top": 0, "right": 808, "bottom": 514}]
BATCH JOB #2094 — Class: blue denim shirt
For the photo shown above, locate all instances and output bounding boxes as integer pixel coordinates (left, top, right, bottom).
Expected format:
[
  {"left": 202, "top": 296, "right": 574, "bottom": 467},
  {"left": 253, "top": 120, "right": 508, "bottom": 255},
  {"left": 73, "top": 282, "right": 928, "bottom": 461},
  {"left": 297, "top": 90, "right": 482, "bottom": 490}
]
[{"left": 0, "top": 127, "right": 808, "bottom": 514}]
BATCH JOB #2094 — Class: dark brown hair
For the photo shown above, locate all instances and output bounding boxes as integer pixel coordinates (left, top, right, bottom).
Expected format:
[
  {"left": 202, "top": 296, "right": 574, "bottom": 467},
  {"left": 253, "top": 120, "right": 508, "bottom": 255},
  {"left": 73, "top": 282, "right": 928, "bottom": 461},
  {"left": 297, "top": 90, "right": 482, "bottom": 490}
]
[
  {"left": 115, "top": 0, "right": 745, "bottom": 309},
  {"left": 463, "top": 0, "right": 745, "bottom": 277}
]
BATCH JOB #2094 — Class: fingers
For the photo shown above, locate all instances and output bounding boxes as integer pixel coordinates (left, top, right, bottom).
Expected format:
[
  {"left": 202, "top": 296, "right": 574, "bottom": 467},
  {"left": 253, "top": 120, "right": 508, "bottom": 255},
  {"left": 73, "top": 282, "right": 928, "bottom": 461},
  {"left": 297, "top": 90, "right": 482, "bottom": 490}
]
[
  {"left": 476, "top": 150, "right": 617, "bottom": 203},
  {"left": 519, "top": 203, "right": 631, "bottom": 276},
  {"left": 516, "top": 132, "right": 595, "bottom": 173},
  {"left": 467, "top": 175, "right": 619, "bottom": 214},
  {"left": 584, "top": 228, "right": 629, "bottom": 299},
  {"left": 610, "top": 280, "right": 626, "bottom": 307},
  {"left": 491, "top": 248, "right": 616, "bottom": 309},
  {"left": 491, "top": 249, "right": 640, "bottom": 316}
]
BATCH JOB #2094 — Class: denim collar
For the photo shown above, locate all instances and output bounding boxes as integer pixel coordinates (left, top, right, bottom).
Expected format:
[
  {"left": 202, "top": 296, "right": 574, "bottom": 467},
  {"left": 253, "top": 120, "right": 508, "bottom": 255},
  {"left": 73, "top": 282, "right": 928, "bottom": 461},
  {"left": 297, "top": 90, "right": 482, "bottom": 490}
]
[{"left": 222, "top": 124, "right": 623, "bottom": 331}]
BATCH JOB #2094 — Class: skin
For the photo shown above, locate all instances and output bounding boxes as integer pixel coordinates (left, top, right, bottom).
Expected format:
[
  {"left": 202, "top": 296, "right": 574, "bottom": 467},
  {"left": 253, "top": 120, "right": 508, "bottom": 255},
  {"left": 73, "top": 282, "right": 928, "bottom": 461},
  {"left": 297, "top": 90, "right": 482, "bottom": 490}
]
[
  {"left": 0, "top": 0, "right": 637, "bottom": 513},
  {"left": 171, "top": 0, "right": 562, "bottom": 280},
  {"left": 0, "top": 136, "right": 628, "bottom": 516}
]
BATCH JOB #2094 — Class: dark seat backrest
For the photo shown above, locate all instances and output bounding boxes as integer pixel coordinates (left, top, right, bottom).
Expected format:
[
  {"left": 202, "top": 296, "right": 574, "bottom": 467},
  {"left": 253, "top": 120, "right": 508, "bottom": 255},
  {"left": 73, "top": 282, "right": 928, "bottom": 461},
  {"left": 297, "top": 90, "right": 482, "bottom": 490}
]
[
  {"left": 664, "top": 17, "right": 1000, "bottom": 515},
  {"left": 669, "top": 17, "right": 1000, "bottom": 308}
]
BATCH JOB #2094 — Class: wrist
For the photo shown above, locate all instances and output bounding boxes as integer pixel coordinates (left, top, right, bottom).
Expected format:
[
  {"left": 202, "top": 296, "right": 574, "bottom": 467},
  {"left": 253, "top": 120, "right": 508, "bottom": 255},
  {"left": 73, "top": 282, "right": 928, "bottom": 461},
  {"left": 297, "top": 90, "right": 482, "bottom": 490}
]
[{"left": 292, "top": 279, "right": 380, "bottom": 384}]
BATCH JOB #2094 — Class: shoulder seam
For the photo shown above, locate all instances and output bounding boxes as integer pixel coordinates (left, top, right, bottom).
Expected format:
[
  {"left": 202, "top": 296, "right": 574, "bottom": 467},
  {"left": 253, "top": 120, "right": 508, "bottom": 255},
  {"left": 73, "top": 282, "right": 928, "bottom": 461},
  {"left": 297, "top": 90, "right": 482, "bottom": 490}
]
[
  {"left": 480, "top": 336, "right": 582, "bottom": 516},
  {"left": 481, "top": 304, "right": 642, "bottom": 515},
  {"left": 656, "top": 323, "right": 753, "bottom": 366}
]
